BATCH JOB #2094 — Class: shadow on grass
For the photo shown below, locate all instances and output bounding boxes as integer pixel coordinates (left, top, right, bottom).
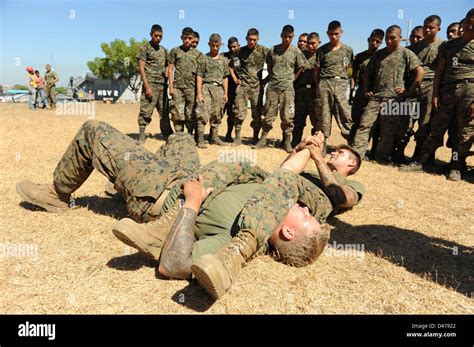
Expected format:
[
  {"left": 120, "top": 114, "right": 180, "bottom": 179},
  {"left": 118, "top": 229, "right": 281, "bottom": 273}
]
[
  {"left": 170, "top": 281, "right": 216, "bottom": 312},
  {"left": 107, "top": 252, "right": 158, "bottom": 271},
  {"left": 329, "top": 217, "right": 474, "bottom": 296}
]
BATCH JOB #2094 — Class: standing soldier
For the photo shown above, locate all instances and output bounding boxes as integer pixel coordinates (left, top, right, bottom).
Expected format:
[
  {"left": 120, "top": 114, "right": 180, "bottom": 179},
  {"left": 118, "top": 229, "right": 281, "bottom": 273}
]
[
  {"left": 167, "top": 27, "right": 203, "bottom": 134},
  {"left": 45, "top": 64, "right": 59, "bottom": 110},
  {"left": 230, "top": 28, "right": 269, "bottom": 145},
  {"left": 351, "top": 25, "right": 424, "bottom": 163},
  {"left": 195, "top": 34, "right": 229, "bottom": 148},
  {"left": 223, "top": 37, "right": 240, "bottom": 142},
  {"left": 348, "top": 29, "right": 384, "bottom": 148},
  {"left": 314, "top": 21, "right": 354, "bottom": 151},
  {"left": 254, "top": 25, "right": 306, "bottom": 152},
  {"left": 292, "top": 32, "right": 321, "bottom": 147},
  {"left": 136, "top": 24, "right": 172, "bottom": 144},
  {"left": 402, "top": 10, "right": 474, "bottom": 181}
]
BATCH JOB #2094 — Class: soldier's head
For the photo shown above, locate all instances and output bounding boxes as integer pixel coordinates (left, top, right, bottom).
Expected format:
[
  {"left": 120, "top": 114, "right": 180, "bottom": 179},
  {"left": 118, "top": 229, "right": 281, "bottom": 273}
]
[
  {"left": 459, "top": 18, "right": 465, "bottom": 36},
  {"left": 192, "top": 31, "right": 200, "bottom": 48},
  {"left": 307, "top": 32, "right": 320, "bottom": 54},
  {"left": 327, "top": 20, "right": 343, "bottom": 45},
  {"left": 280, "top": 25, "right": 295, "bottom": 47},
  {"left": 447, "top": 22, "right": 460, "bottom": 40},
  {"left": 386, "top": 25, "right": 403, "bottom": 51},
  {"left": 269, "top": 203, "right": 330, "bottom": 267},
  {"left": 227, "top": 37, "right": 240, "bottom": 54},
  {"left": 423, "top": 15, "right": 441, "bottom": 41},
  {"left": 181, "top": 27, "right": 194, "bottom": 49},
  {"left": 246, "top": 28, "right": 260, "bottom": 49},
  {"left": 298, "top": 33, "right": 308, "bottom": 51},
  {"left": 463, "top": 9, "right": 474, "bottom": 37},
  {"left": 409, "top": 26, "right": 424, "bottom": 45},
  {"left": 368, "top": 29, "right": 384, "bottom": 52},
  {"left": 149, "top": 24, "right": 163, "bottom": 45},
  {"left": 45, "top": 64, "right": 51, "bottom": 72},
  {"left": 34, "top": 70, "right": 40, "bottom": 77},
  {"left": 208, "top": 34, "right": 222, "bottom": 55},
  {"left": 327, "top": 145, "right": 362, "bottom": 177}
]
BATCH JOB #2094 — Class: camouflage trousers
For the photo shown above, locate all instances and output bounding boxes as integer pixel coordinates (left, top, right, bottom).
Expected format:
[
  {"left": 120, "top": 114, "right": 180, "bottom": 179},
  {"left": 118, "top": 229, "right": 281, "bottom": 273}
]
[
  {"left": 292, "top": 86, "right": 317, "bottom": 145},
  {"left": 45, "top": 84, "right": 57, "bottom": 108},
  {"left": 348, "top": 88, "right": 368, "bottom": 144},
  {"left": 224, "top": 90, "right": 236, "bottom": 133},
  {"left": 422, "top": 81, "right": 474, "bottom": 166},
  {"left": 314, "top": 78, "right": 353, "bottom": 139},
  {"left": 53, "top": 120, "right": 199, "bottom": 222},
  {"left": 233, "top": 84, "right": 265, "bottom": 131},
  {"left": 195, "top": 83, "right": 225, "bottom": 133},
  {"left": 170, "top": 87, "right": 196, "bottom": 132},
  {"left": 262, "top": 87, "right": 295, "bottom": 135},
  {"left": 138, "top": 82, "right": 173, "bottom": 136}
]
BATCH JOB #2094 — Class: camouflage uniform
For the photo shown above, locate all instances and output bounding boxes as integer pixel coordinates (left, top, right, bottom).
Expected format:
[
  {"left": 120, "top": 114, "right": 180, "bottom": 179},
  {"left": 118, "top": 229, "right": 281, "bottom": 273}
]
[
  {"left": 231, "top": 45, "right": 269, "bottom": 132},
  {"left": 223, "top": 51, "right": 238, "bottom": 137},
  {"left": 314, "top": 43, "right": 354, "bottom": 139},
  {"left": 421, "top": 37, "right": 474, "bottom": 169},
  {"left": 351, "top": 47, "right": 422, "bottom": 161},
  {"left": 195, "top": 54, "right": 230, "bottom": 135},
  {"left": 292, "top": 50, "right": 318, "bottom": 146},
  {"left": 53, "top": 120, "right": 199, "bottom": 223},
  {"left": 262, "top": 45, "right": 306, "bottom": 135},
  {"left": 137, "top": 42, "right": 173, "bottom": 136},
  {"left": 45, "top": 70, "right": 58, "bottom": 108},
  {"left": 168, "top": 46, "right": 203, "bottom": 132}
]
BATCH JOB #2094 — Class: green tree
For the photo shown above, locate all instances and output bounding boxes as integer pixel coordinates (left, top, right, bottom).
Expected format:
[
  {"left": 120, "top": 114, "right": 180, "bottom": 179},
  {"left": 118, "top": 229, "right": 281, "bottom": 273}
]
[
  {"left": 87, "top": 38, "right": 147, "bottom": 97},
  {"left": 13, "top": 84, "right": 28, "bottom": 90},
  {"left": 56, "top": 87, "right": 67, "bottom": 95}
]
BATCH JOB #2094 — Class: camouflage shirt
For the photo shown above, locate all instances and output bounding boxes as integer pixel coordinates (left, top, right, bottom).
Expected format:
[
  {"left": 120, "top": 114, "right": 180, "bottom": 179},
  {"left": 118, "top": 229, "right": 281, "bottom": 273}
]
[
  {"left": 168, "top": 46, "right": 203, "bottom": 89},
  {"left": 45, "top": 70, "right": 58, "bottom": 85},
  {"left": 316, "top": 43, "right": 354, "bottom": 79},
  {"left": 224, "top": 51, "right": 238, "bottom": 94},
  {"left": 352, "top": 50, "right": 374, "bottom": 88},
  {"left": 197, "top": 53, "right": 230, "bottom": 85},
  {"left": 136, "top": 41, "right": 168, "bottom": 84},
  {"left": 266, "top": 44, "right": 306, "bottom": 91},
  {"left": 408, "top": 38, "right": 444, "bottom": 80},
  {"left": 366, "top": 46, "right": 422, "bottom": 98},
  {"left": 295, "top": 50, "right": 317, "bottom": 88},
  {"left": 231, "top": 45, "right": 269, "bottom": 88},
  {"left": 438, "top": 36, "right": 474, "bottom": 84}
]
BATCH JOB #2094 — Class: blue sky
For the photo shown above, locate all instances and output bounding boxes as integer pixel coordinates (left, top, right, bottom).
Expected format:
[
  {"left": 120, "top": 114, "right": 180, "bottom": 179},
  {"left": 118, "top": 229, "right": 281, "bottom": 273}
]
[{"left": 1, "top": 0, "right": 471, "bottom": 87}]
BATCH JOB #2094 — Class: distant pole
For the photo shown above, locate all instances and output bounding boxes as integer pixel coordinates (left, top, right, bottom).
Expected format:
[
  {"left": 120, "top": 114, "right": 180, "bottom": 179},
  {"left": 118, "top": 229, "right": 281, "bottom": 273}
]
[{"left": 405, "top": 17, "right": 413, "bottom": 47}]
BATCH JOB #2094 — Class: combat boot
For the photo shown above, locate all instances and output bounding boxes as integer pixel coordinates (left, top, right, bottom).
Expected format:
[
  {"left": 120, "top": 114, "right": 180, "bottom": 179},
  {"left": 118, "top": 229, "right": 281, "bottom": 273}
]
[
  {"left": 252, "top": 131, "right": 268, "bottom": 149},
  {"left": 251, "top": 127, "right": 260, "bottom": 145},
  {"left": 191, "top": 232, "right": 257, "bottom": 299},
  {"left": 208, "top": 128, "right": 225, "bottom": 146},
  {"left": 225, "top": 129, "right": 233, "bottom": 143},
  {"left": 16, "top": 181, "right": 71, "bottom": 213},
  {"left": 231, "top": 128, "right": 242, "bottom": 146},
  {"left": 112, "top": 201, "right": 181, "bottom": 260},
  {"left": 281, "top": 133, "right": 293, "bottom": 153},
  {"left": 447, "top": 169, "right": 461, "bottom": 181},
  {"left": 196, "top": 130, "right": 208, "bottom": 149},
  {"left": 138, "top": 126, "right": 146, "bottom": 144}
]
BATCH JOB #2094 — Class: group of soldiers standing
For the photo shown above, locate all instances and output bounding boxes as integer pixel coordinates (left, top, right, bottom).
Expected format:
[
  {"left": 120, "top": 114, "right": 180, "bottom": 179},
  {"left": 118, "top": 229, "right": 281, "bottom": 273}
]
[{"left": 136, "top": 8, "right": 473, "bottom": 181}]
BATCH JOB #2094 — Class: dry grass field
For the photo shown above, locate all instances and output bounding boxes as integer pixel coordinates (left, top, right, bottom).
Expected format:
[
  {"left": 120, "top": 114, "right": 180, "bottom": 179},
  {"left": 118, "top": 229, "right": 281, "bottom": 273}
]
[{"left": 1, "top": 102, "right": 473, "bottom": 314}]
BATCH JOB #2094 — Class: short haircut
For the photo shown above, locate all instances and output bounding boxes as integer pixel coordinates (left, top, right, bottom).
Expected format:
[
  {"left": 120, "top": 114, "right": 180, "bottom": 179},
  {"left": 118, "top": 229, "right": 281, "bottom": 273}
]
[
  {"left": 299, "top": 32, "right": 308, "bottom": 37},
  {"left": 192, "top": 31, "right": 200, "bottom": 39},
  {"left": 282, "top": 24, "right": 294, "bottom": 34},
  {"left": 411, "top": 25, "right": 423, "bottom": 33},
  {"left": 337, "top": 144, "right": 362, "bottom": 175},
  {"left": 227, "top": 36, "right": 239, "bottom": 45},
  {"left": 328, "top": 20, "right": 341, "bottom": 31},
  {"left": 269, "top": 223, "right": 330, "bottom": 267},
  {"left": 370, "top": 28, "right": 385, "bottom": 40},
  {"left": 467, "top": 8, "right": 474, "bottom": 18},
  {"left": 387, "top": 25, "right": 402, "bottom": 35},
  {"left": 150, "top": 24, "right": 163, "bottom": 33},
  {"left": 34, "top": 70, "right": 39, "bottom": 74},
  {"left": 425, "top": 15, "right": 441, "bottom": 26},
  {"left": 247, "top": 28, "right": 259, "bottom": 37},
  {"left": 447, "top": 21, "right": 460, "bottom": 29},
  {"left": 181, "top": 27, "right": 193, "bottom": 36},
  {"left": 209, "top": 33, "right": 222, "bottom": 43},
  {"left": 308, "top": 32, "right": 320, "bottom": 40}
]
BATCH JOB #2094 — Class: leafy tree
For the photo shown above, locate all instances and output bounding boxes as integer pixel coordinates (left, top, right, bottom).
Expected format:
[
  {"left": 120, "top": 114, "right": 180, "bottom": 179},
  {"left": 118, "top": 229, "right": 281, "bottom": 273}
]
[
  {"left": 56, "top": 86, "right": 67, "bottom": 95},
  {"left": 13, "top": 84, "right": 28, "bottom": 90}
]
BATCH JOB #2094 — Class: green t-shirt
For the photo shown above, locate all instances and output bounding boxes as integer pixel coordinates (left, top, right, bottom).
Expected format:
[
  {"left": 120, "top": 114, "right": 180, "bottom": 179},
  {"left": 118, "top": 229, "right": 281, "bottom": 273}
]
[
  {"left": 408, "top": 38, "right": 444, "bottom": 80},
  {"left": 45, "top": 70, "right": 58, "bottom": 85},
  {"left": 191, "top": 182, "right": 260, "bottom": 261},
  {"left": 316, "top": 43, "right": 354, "bottom": 79},
  {"left": 438, "top": 36, "right": 474, "bottom": 84},
  {"left": 232, "top": 45, "right": 269, "bottom": 88},
  {"left": 266, "top": 44, "right": 306, "bottom": 91},
  {"left": 197, "top": 53, "right": 230, "bottom": 85},
  {"left": 136, "top": 41, "right": 168, "bottom": 84},
  {"left": 168, "top": 46, "right": 202, "bottom": 90}
]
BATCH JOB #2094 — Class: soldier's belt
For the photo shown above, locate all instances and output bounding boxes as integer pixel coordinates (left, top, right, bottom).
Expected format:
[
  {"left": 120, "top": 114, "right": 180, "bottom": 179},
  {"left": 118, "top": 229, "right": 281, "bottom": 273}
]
[
  {"left": 321, "top": 76, "right": 347, "bottom": 80},
  {"left": 204, "top": 81, "right": 223, "bottom": 87},
  {"left": 149, "top": 189, "right": 171, "bottom": 217}
]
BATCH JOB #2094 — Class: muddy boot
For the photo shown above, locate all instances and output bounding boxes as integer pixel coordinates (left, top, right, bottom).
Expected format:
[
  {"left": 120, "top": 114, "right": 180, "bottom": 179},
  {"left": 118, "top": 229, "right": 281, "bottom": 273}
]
[
  {"left": 16, "top": 181, "right": 71, "bottom": 213},
  {"left": 231, "top": 128, "right": 242, "bottom": 146},
  {"left": 281, "top": 133, "right": 293, "bottom": 153},
  {"left": 399, "top": 152, "right": 433, "bottom": 172},
  {"left": 225, "top": 128, "right": 233, "bottom": 143},
  {"left": 208, "top": 128, "right": 225, "bottom": 146},
  {"left": 137, "top": 126, "right": 146, "bottom": 144},
  {"left": 196, "top": 128, "right": 208, "bottom": 149},
  {"left": 252, "top": 131, "right": 268, "bottom": 149},
  {"left": 251, "top": 127, "right": 260, "bottom": 145},
  {"left": 112, "top": 201, "right": 181, "bottom": 260},
  {"left": 191, "top": 232, "right": 257, "bottom": 299}
]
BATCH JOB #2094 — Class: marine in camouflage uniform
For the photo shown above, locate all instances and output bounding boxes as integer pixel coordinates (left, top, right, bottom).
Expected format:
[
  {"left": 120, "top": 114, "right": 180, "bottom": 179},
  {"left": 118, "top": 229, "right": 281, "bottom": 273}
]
[
  {"left": 167, "top": 45, "right": 203, "bottom": 133},
  {"left": 195, "top": 52, "right": 230, "bottom": 146},
  {"left": 351, "top": 46, "right": 422, "bottom": 162},
  {"left": 137, "top": 40, "right": 173, "bottom": 141},
  {"left": 223, "top": 50, "right": 238, "bottom": 142},
  {"left": 314, "top": 43, "right": 354, "bottom": 140},
  {"left": 44, "top": 65, "right": 58, "bottom": 109},
  {"left": 231, "top": 44, "right": 269, "bottom": 144},
  {"left": 256, "top": 44, "right": 306, "bottom": 151}
]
